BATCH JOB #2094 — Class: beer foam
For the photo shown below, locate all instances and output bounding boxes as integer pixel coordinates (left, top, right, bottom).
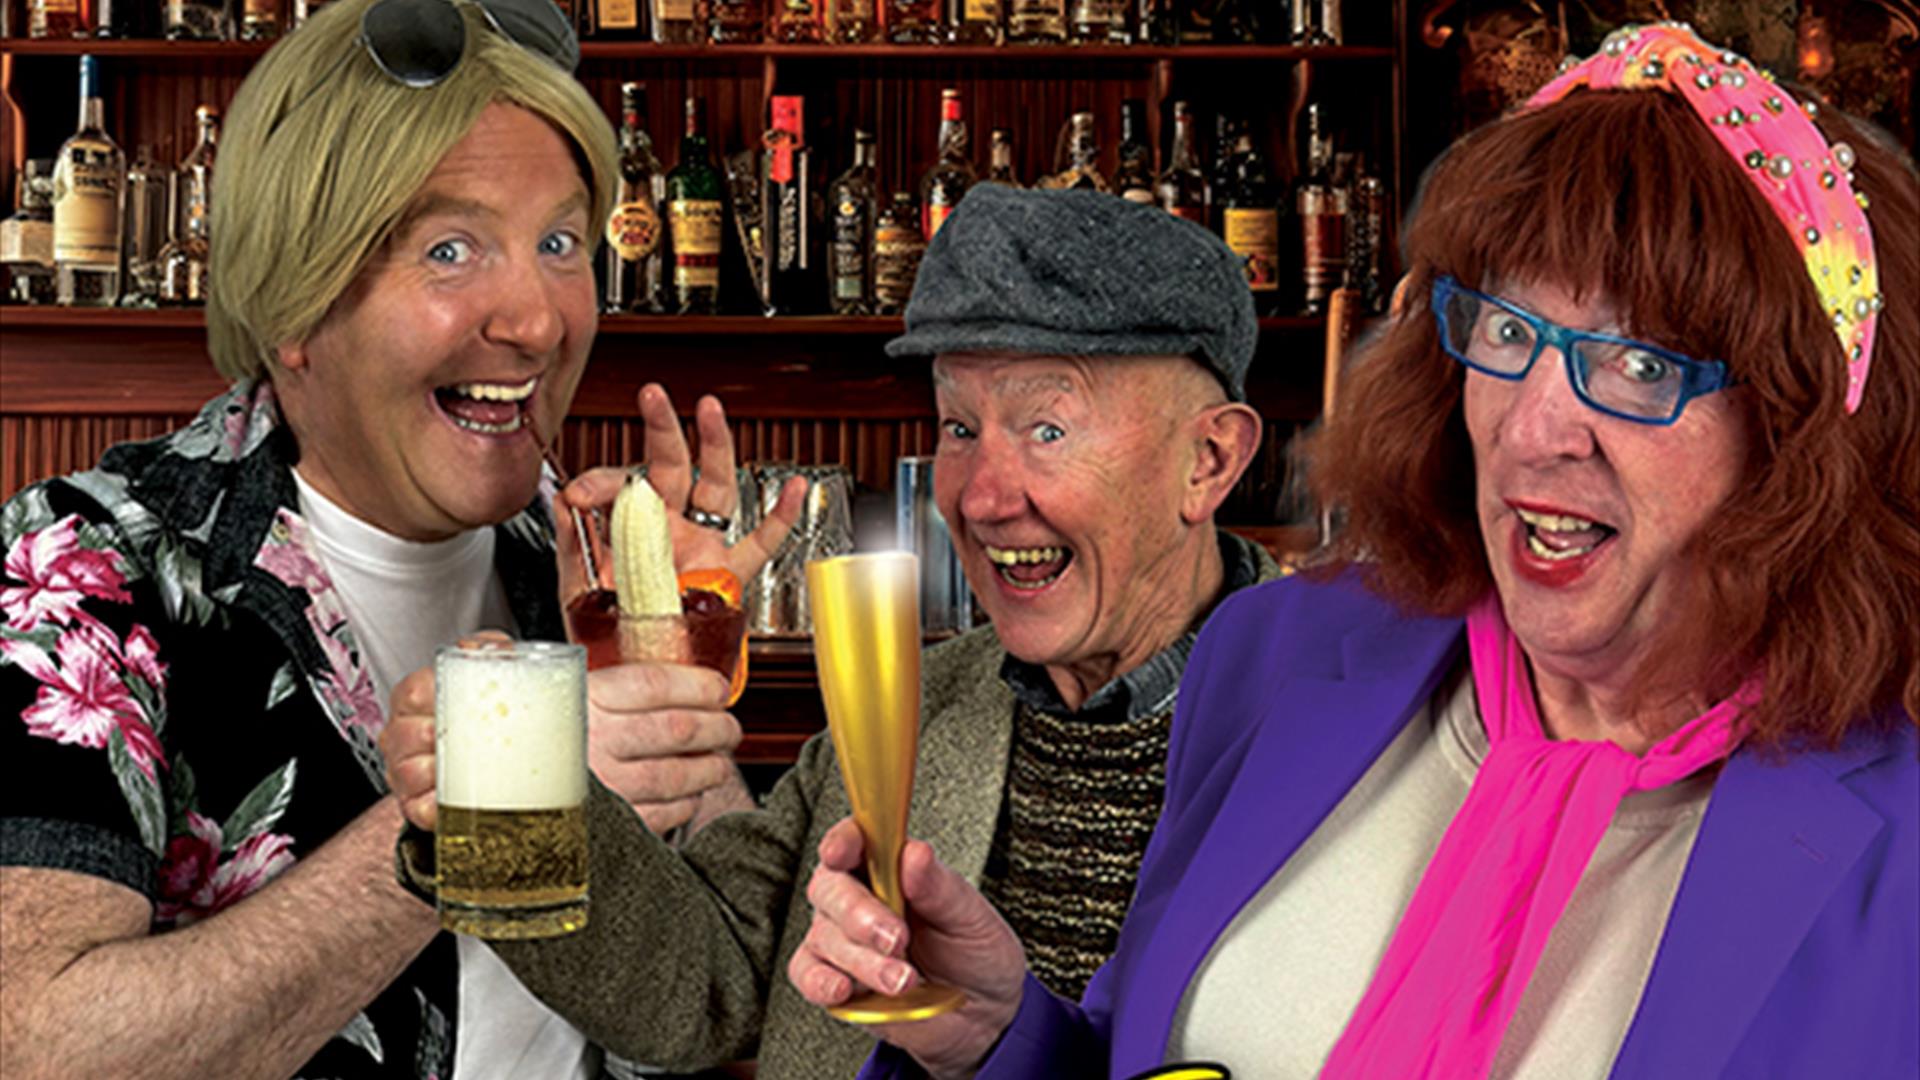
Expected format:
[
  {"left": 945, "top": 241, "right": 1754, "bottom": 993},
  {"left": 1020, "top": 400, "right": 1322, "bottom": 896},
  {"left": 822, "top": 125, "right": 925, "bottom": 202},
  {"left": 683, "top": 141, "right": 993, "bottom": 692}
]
[{"left": 437, "top": 649, "right": 587, "bottom": 810}]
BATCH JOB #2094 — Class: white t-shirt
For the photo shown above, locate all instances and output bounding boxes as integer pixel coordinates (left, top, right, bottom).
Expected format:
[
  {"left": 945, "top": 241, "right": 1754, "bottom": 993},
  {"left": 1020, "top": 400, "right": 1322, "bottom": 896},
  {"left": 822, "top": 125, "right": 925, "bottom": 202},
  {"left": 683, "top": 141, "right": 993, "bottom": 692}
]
[{"left": 293, "top": 470, "right": 596, "bottom": 1080}]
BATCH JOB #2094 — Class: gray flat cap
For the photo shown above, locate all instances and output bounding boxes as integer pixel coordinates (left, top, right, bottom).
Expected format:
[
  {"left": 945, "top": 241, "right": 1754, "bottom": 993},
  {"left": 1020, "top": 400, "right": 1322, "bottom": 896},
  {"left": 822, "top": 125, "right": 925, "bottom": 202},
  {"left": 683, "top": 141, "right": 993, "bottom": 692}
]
[{"left": 885, "top": 184, "right": 1257, "bottom": 401}]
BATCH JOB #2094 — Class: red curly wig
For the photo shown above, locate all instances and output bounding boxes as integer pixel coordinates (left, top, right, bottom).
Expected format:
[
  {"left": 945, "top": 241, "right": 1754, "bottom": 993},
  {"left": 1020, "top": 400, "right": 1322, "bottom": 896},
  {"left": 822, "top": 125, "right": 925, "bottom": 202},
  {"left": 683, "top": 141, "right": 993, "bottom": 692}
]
[{"left": 1306, "top": 88, "right": 1919, "bottom": 747}]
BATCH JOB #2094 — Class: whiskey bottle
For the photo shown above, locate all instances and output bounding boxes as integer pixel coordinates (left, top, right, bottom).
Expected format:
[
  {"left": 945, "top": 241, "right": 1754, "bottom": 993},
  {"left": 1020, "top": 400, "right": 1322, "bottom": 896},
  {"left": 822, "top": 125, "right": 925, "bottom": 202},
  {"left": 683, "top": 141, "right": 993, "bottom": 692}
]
[
  {"left": 1038, "top": 111, "right": 1106, "bottom": 192},
  {"left": 121, "top": 145, "right": 170, "bottom": 306},
  {"left": 165, "top": 0, "right": 231, "bottom": 39},
  {"left": 1220, "top": 130, "right": 1279, "bottom": 313},
  {"left": 52, "top": 57, "right": 124, "bottom": 307},
  {"left": 1005, "top": 0, "right": 1064, "bottom": 43},
  {"left": 651, "top": 0, "right": 701, "bottom": 42},
  {"left": 1346, "top": 156, "right": 1385, "bottom": 314},
  {"left": 584, "top": 0, "right": 646, "bottom": 39},
  {"left": 666, "top": 96, "right": 725, "bottom": 314},
  {"left": 918, "top": 89, "right": 975, "bottom": 241},
  {"left": 1287, "top": 0, "right": 1335, "bottom": 45},
  {"left": 239, "top": 0, "right": 282, "bottom": 40},
  {"left": 1138, "top": 0, "right": 1177, "bottom": 44},
  {"left": 887, "top": 0, "right": 940, "bottom": 43},
  {"left": 824, "top": 0, "right": 874, "bottom": 41},
  {"left": 982, "top": 128, "right": 1020, "bottom": 188},
  {"left": 92, "top": 0, "right": 140, "bottom": 38},
  {"left": 160, "top": 104, "right": 217, "bottom": 305},
  {"left": 29, "top": 0, "right": 86, "bottom": 37},
  {"left": 946, "top": 0, "right": 1000, "bottom": 44},
  {"left": 1294, "top": 102, "right": 1346, "bottom": 315},
  {"left": 604, "top": 83, "right": 668, "bottom": 314},
  {"left": 1069, "top": 0, "right": 1129, "bottom": 44},
  {"left": 760, "top": 95, "right": 814, "bottom": 315},
  {"left": 827, "top": 130, "right": 877, "bottom": 315},
  {"left": 1207, "top": 112, "right": 1243, "bottom": 231},
  {"left": 1155, "top": 100, "right": 1207, "bottom": 225},
  {"left": 709, "top": 0, "right": 763, "bottom": 42},
  {"left": 871, "top": 192, "right": 924, "bottom": 316},
  {"left": 769, "top": 0, "right": 823, "bottom": 41},
  {"left": 2, "top": 161, "right": 58, "bottom": 306},
  {"left": 1113, "top": 98, "right": 1154, "bottom": 205}
]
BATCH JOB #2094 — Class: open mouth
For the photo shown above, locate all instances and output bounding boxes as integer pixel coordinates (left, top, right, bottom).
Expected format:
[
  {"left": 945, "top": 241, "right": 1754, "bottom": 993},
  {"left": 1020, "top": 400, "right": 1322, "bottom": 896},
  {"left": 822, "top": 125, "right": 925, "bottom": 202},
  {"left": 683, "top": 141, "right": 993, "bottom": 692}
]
[
  {"left": 1514, "top": 506, "right": 1616, "bottom": 562},
  {"left": 435, "top": 376, "right": 537, "bottom": 436},
  {"left": 983, "top": 544, "right": 1074, "bottom": 591}
]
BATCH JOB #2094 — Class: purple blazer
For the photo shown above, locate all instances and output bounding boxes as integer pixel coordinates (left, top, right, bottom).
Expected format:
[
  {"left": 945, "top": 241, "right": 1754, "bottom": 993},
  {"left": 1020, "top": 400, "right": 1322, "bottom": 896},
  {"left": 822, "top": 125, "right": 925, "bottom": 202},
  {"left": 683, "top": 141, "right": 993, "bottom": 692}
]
[{"left": 864, "top": 573, "right": 1919, "bottom": 1079}]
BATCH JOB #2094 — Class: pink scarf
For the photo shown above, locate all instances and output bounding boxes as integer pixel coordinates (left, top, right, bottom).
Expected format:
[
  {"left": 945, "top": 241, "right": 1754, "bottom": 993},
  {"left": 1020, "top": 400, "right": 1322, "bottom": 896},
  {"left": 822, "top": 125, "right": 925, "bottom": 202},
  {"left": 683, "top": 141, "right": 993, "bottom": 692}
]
[{"left": 1320, "top": 595, "right": 1752, "bottom": 1078}]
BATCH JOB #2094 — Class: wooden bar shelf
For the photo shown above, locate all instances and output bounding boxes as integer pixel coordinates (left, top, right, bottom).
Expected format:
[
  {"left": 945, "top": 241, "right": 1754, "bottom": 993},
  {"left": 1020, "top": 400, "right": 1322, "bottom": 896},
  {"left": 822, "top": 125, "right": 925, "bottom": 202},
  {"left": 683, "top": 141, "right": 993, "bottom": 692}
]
[{"left": 4, "top": 39, "right": 1394, "bottom": 62}]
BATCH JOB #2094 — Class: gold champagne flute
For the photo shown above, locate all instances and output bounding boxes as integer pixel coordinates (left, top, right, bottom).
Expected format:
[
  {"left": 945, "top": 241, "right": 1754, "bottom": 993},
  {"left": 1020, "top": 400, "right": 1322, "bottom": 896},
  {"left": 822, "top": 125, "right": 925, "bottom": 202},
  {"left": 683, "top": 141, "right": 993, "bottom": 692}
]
[{"left": 806, "top": 551, "right": 967, "bottom": 1024}]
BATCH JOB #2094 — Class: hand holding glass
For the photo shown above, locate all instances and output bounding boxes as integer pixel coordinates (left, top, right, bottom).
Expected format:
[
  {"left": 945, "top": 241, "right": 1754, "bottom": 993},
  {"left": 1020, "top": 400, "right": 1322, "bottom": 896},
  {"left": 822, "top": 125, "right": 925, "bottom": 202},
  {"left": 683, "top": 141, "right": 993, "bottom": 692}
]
[
  {"left": 806, "top": 551, "right": 966, "bottom": 1023},
  {"left": 434, "top": 640, "right": 589, "bottom": 939}
]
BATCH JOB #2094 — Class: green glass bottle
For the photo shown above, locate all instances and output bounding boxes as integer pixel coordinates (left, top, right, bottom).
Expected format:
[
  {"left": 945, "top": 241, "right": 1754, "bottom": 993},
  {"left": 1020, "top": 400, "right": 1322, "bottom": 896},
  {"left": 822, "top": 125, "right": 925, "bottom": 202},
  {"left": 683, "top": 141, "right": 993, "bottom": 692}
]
[{"left": 666, "top": 95, "right": 725, "bottom": 315}]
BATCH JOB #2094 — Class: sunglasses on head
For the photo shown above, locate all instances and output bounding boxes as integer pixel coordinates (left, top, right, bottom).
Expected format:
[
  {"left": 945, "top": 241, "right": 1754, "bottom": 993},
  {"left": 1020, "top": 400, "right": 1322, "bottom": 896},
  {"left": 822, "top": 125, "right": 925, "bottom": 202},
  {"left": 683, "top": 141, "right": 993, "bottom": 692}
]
[
  {"left": 359, "top": 0, "right": 578, "bottom": 86},
  {"left": 276, "top": 0, "right": 576, "bottom": 130}
]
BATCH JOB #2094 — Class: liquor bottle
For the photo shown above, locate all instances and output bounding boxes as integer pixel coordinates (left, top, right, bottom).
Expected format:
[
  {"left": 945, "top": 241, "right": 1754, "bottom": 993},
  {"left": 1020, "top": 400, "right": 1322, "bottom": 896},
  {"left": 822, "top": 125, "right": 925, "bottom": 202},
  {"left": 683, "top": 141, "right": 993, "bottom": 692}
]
[
  {"left": 160, "top": 104, "right": 217, "bottom": 305},
  {"left": 165, "top": 0, "right": 231, "bottom": 39},
  {"left": 1287, "top": 0, "right": 1335, "bottom": 45},
  {"left": 92, "top": 0, "right": 140, "bottom": 38},
  {"left": 1069, "top": 0, "right": 1128, "bottom": 44},
  {"left": 29, "top": 0, "right": 86, "bottom": 37},
  {"left": 666, "top": 96, "right": 725, "bottom": 314},
  {"left": 918, "top": 89, "right": 974, "bottom": 241},
  {"left": 824, "top": 0, "right": 874, "bottom": 41},
  {"left": 53, "top": 57, "right": 124, "bottom": 306},
  {"left": 1138, "top": 0, "right": 1177, "bottom": 44},
  {"left": 1221, "top": 129, "right": 1279, "bottom": 313},
  {"left": 1156, "top": 100, "right": 1207, "bottom": 225},
  {"left": 121, "top": 145, "right": 170, "bottom": 306},
  {"left": 585, "top": 0, "right": 646, "bottom": 38},
  {"left": 1005, "top": 0, "right": 1063, "bottom": 43},
  {"left": 1038, "top": 111, "right": 1106, "bottom": 192},
  {"left": 886, "top": 0, "right": 940, "bottom": 43},
  {"left": 871, "top": 192, "right": 924, "bottom": 316},
  {"left": 2, "top": 161, "right": 58, "bottom": 305},
  {"left": 1113, "top": 98, "right": 1154, "bottom": 205},
  {"left": 946, "top": 0, "right": 998, "bottom": 44},
  {"left": 1294, "top": 102, "right": 1345, "bottom": 315},
  {"left": 1207, "top": 112, "right": 1244, "bottom": 230},
  {"left": 827, "top": 130, "right": 877, "bottom": 315},
  {"left": 239, "top": 0, "right": 282, "bottom": 40},
  {"left": 604, "top": 83, "right": 668, "bottom": 314},
  {"left": 1178, "top": 0, "right": 1213, "bottom": 43},
  {"left": 982, "top": 128, "right": 1019, "bottom": 187},
  {"left": 291, "top": 0, "right": 330, "bottom": 28},
  {"left": 760, "top": 96, "right": 813, "bottom": 315},
  {"left": 769, "top": 0, "right": 822, "bottom": 41},
  {"left": 651, "top": 0, "right": 701, "bottom": 42},
  {"left": 1346, "top": 155, "right": 1385, "bottom": 313},
  {"left": 709, "top": 0, "right": 762, "bottom": 41}
]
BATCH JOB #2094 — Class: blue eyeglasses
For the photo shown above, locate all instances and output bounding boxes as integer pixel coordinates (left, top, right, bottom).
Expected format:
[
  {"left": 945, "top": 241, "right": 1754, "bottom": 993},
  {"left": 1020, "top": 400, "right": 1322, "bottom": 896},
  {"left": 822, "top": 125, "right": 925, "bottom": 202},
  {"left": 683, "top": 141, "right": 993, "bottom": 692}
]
[{"left": 1430, "top": 275, "right": 1730, "bottom": 426}]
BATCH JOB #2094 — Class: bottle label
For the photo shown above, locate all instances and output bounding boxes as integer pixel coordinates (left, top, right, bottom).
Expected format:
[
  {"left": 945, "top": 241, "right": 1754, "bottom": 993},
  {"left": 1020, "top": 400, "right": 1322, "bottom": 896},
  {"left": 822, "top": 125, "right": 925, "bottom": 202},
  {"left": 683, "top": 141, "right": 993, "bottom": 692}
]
[
  {"left": 832, "top": 199, "right": 868, "bottom": 300},
  {"left": 607, "top": 200, "right": 663, "bottom": 261},
  {"left": 1223, "top": 208, "right": 1279, "bottom": 291},
  {"left": 657, "top": 0, "right": 693, "bottom": 20},
  {"left": 923, "top": 202, "right": 955, "bottom": 240},
  {"left": 668, "top": 199, "right": 723, "bottom": 288},
  {"left": 601, "top": 0, "right": 639, "bottom": 28},
  {"left": 52, "top": 148, "right": 121, "bottom": 268},
  {"left": 41, "top": 0, "right": 79, "bottom": 13},
  {"left": 244, "top": 0, "right": 276, "bottom": 17},
  {"left": 1009, "top": 0, "right": 1063, "bottom": 35},
  {"left": 1071, "top": 0, "right": 1125, "bottom": 26},
  {"left": 873, "top": 223, "right": 924, "bottom": 303},
  {"left": 964, "top": 0, "right": 996, "bottom": 22}
]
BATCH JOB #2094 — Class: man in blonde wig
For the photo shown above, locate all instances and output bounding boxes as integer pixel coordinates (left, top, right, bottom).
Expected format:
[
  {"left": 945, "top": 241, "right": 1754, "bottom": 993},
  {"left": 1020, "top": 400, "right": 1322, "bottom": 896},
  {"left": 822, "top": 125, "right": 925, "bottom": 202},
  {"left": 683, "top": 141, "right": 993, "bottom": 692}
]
[{"left": 0, "top": 0, "right": 659, "bottom": 1075}]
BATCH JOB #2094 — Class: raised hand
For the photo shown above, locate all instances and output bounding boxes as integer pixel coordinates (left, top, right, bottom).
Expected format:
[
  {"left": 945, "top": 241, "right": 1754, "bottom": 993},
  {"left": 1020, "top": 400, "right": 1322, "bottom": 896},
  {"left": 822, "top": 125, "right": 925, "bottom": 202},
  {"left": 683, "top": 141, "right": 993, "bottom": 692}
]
[{"left": 789, "top": 818, "right": 1028, "bottom": 1078}]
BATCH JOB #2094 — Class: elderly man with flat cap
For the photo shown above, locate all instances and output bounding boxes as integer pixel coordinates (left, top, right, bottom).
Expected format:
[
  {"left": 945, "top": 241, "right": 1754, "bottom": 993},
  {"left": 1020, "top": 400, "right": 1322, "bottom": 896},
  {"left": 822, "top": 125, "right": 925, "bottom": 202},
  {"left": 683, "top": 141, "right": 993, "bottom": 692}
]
[{"left": 383, "top": 184, "right": 1281, "bottom": 1079}]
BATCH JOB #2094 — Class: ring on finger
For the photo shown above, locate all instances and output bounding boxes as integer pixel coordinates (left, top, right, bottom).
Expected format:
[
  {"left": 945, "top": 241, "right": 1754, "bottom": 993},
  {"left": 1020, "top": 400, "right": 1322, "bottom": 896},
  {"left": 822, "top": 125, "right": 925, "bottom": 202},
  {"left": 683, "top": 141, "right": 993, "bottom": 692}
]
[{"left": 684, "top": 506, "right": 732, "bottom": 532}]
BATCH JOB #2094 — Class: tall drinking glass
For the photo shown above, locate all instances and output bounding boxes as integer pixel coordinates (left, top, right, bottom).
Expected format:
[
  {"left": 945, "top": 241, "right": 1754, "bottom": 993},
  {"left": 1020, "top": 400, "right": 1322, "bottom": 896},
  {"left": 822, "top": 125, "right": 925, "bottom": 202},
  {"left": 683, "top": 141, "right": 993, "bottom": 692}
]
[
  {"left": 434, "top": 641, "right": 589, "bottom": 939},
  {"left": 806, "top": 551, "right": 966, "bottom": 1023}
]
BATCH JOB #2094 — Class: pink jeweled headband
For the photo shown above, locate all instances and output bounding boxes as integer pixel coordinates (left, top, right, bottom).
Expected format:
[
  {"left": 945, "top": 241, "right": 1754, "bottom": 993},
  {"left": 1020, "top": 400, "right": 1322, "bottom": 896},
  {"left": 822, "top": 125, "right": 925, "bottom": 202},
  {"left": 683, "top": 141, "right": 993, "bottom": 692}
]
[{"left": 1527, "top": 22, "right": 1882, "bottom": 414}]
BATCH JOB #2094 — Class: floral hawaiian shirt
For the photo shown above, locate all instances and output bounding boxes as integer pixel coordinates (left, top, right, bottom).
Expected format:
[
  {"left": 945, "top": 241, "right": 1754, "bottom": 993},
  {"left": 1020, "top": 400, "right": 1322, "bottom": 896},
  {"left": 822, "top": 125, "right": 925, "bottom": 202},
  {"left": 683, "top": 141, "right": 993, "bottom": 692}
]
[{"left": 0, "top": 380, "right": 564, "bottom": 1079}]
